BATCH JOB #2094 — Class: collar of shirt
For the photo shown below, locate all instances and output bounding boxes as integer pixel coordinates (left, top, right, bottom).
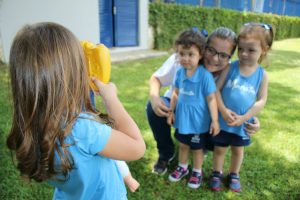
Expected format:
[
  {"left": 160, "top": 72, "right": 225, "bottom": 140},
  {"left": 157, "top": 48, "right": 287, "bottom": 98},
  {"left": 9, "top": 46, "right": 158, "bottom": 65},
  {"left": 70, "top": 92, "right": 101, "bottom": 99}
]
[{"left": 182, "top": 65, "right": 203, "bottom": 83}]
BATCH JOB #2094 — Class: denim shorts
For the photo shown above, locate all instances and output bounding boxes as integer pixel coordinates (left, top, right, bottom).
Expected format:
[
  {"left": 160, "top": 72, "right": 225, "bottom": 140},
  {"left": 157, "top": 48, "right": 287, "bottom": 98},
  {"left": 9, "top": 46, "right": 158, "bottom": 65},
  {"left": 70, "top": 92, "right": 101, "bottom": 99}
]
[
  {"left": 174, "top": 129, "right": 209, "bottom": 150},
  {"left": 211, "top": 130, "right": 251, "bottom": 147}
]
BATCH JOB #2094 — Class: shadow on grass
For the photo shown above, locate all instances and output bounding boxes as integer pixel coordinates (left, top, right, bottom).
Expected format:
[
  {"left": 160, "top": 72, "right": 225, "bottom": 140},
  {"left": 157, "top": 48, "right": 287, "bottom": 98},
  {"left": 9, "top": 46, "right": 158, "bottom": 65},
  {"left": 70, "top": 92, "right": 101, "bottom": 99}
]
[
  {"left": 1, "top": 52, "right": 299, "bottom": 199},
  {"left": 127, "top": 134, "right": 300, "bottom": 200},
  {"left": 126, "top": 78, "right": 300, "bottom": 200}
]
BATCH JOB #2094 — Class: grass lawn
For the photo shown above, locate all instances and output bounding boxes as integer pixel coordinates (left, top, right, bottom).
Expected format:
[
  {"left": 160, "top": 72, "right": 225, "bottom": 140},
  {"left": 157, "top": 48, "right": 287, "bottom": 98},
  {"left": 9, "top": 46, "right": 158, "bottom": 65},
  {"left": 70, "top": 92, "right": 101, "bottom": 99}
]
[{"left": 1, "top": 38, "right": 300, "bottom": 200}]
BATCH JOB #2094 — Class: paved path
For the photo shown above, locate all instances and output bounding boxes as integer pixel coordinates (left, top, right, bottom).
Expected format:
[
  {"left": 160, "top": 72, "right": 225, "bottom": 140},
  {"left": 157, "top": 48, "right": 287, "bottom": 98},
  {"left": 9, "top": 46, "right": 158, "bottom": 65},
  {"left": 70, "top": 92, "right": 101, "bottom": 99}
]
[{"left": 110, "top": 49, "right": 168, "bottom": 64}]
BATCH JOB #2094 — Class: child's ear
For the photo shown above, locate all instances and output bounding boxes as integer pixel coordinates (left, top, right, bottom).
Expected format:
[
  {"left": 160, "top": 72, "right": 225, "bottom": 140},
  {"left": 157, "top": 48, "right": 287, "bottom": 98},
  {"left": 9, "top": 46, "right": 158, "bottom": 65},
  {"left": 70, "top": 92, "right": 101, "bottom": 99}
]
[{"left": 264, "top": 45, "right": 270, "bottom": 52}]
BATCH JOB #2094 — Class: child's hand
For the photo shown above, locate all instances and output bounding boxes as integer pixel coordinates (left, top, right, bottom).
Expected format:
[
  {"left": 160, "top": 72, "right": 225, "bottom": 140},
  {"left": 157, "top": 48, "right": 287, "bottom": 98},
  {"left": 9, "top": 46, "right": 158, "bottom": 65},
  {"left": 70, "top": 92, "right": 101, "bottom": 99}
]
[
  {"left": 150, "top": 96, "right": 171, "bottom": 117},
  {"left": 221, "top": 108, "right": 237, "bottom": 124},
  {"left": 167, "top": 112, "right": 175, "bottom": 126},
  {"left": 209, "top": 120, "right": 220, "bottom": 136},
  {"left": 92, "top": 77, "right": 117, "bottom": 100},
  {"left": 244, "top": 117, "right": 260, "bottom": 136},
  {"left": 228, "top": 114, "right": 245, "bottom": 127}
]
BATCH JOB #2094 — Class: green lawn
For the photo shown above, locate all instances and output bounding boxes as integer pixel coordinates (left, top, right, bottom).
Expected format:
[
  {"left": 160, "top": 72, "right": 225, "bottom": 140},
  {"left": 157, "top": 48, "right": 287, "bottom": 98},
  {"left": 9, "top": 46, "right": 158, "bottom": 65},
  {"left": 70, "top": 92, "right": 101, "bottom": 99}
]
[{"left": 1, "top": 38, "right": 300, "bottom": 200}]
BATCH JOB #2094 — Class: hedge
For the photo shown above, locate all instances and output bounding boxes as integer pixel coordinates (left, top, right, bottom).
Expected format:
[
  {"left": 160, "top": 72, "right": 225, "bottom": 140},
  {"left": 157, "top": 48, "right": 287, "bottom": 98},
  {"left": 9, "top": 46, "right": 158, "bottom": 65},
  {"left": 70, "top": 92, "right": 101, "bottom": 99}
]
[{"left": 149, "top": 3, "right": 300, "bottom": 50}]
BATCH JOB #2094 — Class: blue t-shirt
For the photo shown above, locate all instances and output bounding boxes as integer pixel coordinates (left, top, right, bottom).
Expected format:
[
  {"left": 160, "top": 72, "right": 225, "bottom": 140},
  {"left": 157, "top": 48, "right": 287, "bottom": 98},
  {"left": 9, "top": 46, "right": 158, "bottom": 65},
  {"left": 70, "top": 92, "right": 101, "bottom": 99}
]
[
  {"left": 48, "top": 113, "right": 127, "bottom": 200},
  {"left": 220, "top": 61, "right": 264, "bottom": 138},
  {"left": 173, "top": 65, "right": 216, "bottom": 134}
]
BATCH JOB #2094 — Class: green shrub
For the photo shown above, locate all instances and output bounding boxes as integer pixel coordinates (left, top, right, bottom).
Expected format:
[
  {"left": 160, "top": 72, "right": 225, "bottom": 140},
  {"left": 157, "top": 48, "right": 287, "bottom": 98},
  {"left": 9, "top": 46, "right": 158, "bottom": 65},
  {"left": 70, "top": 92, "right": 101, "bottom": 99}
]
[{"left": 149, "top": 3, "right": 300, "bottom": 50}]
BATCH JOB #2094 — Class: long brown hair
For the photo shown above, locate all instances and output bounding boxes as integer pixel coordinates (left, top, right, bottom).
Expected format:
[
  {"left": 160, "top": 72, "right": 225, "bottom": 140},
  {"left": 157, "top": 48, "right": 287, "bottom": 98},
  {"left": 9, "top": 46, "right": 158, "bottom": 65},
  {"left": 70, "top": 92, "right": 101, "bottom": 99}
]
[{"left": 7, "top": 22, "right": 104, "bottom": 182}]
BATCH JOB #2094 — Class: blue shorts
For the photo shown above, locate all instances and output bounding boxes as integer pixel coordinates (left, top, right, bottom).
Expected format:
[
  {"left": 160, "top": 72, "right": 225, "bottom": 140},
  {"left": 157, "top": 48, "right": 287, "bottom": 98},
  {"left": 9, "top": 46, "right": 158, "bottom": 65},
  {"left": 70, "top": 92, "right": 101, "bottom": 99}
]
[
  {"left": 174, "top": 129, "right": 209, "bottom": 150},
  {"left": 211, "top": 130, "right": 251, "bottom": 147}
]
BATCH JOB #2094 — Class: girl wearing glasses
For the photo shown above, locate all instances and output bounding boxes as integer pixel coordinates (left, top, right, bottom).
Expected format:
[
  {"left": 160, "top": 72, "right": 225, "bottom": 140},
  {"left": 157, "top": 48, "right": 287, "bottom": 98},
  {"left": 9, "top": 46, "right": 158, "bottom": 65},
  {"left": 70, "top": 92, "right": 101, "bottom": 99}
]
[
  {"left": 147, "top": 27, "right": 260, "bottom": 176},
  {"left": 210, "top": 23, "right": 273, "bottom": 192}
]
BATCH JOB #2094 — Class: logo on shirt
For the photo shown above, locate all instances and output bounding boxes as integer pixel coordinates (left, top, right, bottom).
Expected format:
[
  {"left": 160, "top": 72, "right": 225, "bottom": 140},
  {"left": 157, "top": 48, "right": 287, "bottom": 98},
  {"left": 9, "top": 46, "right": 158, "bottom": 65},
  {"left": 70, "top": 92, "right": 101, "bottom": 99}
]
[
  {"left": 179, "top": 88, "right": 195, "bottom": 96},
  {"left": 225, "top": 79, "right": 255, "bottom": 95},
  {"left": 191, "top": 135, "right": 200, "bottom": 143}
]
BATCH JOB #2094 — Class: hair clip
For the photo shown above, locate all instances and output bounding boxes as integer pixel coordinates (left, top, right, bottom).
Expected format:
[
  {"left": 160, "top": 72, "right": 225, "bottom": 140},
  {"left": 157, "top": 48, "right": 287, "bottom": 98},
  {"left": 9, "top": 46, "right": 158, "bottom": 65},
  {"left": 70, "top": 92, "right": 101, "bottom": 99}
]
[
  {"left": 244, "top": 22, "right": 272, "bottom": 31},
  {"left": 262, "top": 24, "right": 272, "bottom": 30},
  {"left": 192, "top": 27, "right": 208, "bottom": 37},
  {"left": 201, "top": 29, "right": 208, "bottom": 37},
  {"left": 192, "top": 27, "right": 199, "bottom": 33}
]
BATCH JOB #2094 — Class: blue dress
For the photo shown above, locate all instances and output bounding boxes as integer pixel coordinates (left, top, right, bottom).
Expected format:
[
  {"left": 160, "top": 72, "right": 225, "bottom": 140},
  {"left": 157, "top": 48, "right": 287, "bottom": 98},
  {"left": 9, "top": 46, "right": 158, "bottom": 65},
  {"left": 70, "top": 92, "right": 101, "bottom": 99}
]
[
  {"left": 174, "top": 65, "right": 216, "bottom": 134},
  {"left": 220, "top": 61, "right": 264, "bottom": 139},
  {"left": 48, "top": 113, "right": 127, "bottom": 200}
]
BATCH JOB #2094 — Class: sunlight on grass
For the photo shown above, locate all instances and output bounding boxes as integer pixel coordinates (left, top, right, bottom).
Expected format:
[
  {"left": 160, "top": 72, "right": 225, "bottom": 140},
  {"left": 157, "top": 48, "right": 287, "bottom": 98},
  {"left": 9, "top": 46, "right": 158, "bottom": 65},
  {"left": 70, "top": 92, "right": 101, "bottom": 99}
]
[
  {"left": 1, "top": 39, "right": 300, "bottom": 199},
  {"left": 258, "top": 39, "right": 300, "bottom": 165},
  {"left": 272, "top": 38, "right": 300, "bottom": 52}
]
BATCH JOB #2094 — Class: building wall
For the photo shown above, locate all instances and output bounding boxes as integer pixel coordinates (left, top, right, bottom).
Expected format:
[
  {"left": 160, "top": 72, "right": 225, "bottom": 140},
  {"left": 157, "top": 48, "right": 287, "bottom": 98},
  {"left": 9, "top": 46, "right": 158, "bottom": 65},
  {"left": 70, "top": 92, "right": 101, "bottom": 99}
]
[
  {"left": 0, "top": 0, "right": 100, "bottom": 62},
  {"left": 139, "top": 0, "right": 149, "bottom": 50},
  {"left": 0, "top": 0, "right": 149, "bottom": 62}
]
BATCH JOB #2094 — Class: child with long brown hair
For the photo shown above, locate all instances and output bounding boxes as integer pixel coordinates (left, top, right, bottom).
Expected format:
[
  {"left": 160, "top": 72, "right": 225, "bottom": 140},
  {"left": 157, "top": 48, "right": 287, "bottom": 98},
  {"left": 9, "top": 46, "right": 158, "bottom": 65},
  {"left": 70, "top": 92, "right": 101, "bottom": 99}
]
[{"left": 7, "top": 22, "right": 145, "bottom": 199}]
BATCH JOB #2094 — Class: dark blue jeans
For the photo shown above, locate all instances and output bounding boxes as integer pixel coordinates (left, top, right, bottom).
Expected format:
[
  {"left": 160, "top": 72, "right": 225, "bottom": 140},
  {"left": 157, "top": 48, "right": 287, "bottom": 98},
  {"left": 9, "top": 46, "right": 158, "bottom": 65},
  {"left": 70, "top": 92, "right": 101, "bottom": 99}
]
[{"left": 146, "top": 97, "right": 175, "bottom": 162}]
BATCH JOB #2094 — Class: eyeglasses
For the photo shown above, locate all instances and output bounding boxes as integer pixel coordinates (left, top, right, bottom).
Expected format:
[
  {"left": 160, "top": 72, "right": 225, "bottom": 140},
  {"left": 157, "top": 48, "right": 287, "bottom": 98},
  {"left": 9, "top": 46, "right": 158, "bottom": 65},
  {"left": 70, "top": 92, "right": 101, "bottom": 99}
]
[
  {"left": 205, "top": 46, "right": 231, "bottom": 62},
  {"left": 244, "top": 23, "right": 272, "bottom": 30}
]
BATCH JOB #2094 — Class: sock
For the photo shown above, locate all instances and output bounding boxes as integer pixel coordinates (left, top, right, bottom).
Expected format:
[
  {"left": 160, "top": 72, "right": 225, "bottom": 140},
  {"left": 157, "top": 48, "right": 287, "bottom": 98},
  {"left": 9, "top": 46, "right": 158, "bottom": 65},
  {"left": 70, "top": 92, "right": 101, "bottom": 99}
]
[
  {"left": 178, "top": 163, "right": 188, "bottom": 170},
  {"left": 192, "top": 168, "right": 202, "bottom": 174},
  {"left": 213, "top": 170, "right": 223, "bottom": 175}
]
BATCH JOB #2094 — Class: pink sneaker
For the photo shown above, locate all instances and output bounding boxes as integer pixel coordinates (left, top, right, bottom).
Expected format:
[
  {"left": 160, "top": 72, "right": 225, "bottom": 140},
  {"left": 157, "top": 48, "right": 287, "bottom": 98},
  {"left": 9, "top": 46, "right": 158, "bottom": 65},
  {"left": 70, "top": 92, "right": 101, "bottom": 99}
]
[
  {"left": 187, "top": 171, "right": 203, "bottom": 189},
  {"left": 168, "top": 166, "right": 189, "bottom": 182}
]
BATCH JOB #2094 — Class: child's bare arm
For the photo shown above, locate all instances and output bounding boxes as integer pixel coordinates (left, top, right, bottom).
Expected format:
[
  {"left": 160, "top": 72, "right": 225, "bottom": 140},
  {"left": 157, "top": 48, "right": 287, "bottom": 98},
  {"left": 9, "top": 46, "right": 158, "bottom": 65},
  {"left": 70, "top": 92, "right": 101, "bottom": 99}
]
[
  {"left": 216, "top": 67, "right": 237, "bottom": 123},
  {"left": 228, "top": 72, "right": 268, "bottom": 126},
  {"left": 93, "top": 78, "right": 146, "bottom": 161},
  {"left": 206, "top": 93, "right": 220, "bottom": 136},
  {"left": 167, "top": 88, "right": 178, "bottom": 125},
  {"left": 149, "top": 76, "right": 171, "bottom": 117}
]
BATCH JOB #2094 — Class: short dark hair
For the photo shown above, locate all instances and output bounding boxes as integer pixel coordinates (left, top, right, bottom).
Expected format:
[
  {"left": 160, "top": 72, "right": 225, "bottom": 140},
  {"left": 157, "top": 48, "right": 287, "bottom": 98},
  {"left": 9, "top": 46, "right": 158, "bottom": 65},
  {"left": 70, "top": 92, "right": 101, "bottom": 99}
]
[{"left": 175, "top": 28, "right": 207, "bottom": 55}]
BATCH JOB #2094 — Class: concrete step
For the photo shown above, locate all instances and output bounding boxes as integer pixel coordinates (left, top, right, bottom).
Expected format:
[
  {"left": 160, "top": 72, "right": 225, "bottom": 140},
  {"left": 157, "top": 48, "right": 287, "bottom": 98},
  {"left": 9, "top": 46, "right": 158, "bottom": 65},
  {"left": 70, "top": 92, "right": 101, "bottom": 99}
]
[{"left": 110, "top": 49, "right": 168, "bottom": 64}]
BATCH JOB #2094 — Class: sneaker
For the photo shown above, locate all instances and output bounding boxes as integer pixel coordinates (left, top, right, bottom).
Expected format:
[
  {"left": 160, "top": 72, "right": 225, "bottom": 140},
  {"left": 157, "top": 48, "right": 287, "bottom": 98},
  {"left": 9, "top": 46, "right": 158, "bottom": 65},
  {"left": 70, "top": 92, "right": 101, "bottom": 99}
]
[
  {"left": 209, "top": 171, "right": 223, "bottom": 191},
  {"left": 152, "top": 159, "right": 168, "bottom": 175},
  {"left": 152, "top": 154, "right": 175, "bottom": 175},
  {"left": 168, "top": 166, "right": 189, "bottom": 182},
  {"left": 187, "top": 171, "right": 203, "bottom": 189},
  {"left": 227, "top": 173, "right": 241, "bottom": 192}
]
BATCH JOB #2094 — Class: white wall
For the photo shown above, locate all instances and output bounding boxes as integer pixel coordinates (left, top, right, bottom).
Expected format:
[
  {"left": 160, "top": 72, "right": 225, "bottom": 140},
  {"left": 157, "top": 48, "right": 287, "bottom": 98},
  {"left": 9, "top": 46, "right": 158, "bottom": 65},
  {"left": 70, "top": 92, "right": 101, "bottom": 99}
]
[
  {"left": 139, "top": 0, "right": 148, "bottom": 49},
  {"left": 0, "top": 0, "right": 99, "bottom": 62}
]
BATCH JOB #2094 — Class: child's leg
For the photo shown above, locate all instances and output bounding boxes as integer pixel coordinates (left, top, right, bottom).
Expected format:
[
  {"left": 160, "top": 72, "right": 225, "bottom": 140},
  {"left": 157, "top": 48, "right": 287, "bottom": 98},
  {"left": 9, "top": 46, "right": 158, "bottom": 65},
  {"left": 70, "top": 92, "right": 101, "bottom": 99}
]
[
  {"left": 213, "top": 146, "right": 227, "bottom": 173},
  {"left": 227, "top": 146, "right": 244, "bottom": 192},
  {"left": 187, "top": 149, "right": 204, "bottom": 189},
  {"left": 115, "top": 160, "right": 140, "bottom": 192},
  {"left": 209, "top": 146, "right": 227, "bottom": 191},
  {"left": 168, "top": 142, "right": 190, "bottom": 182},
  {"left": 178, "top": 142, "right": 190, "bottom": 166},
  {"left": 192, "top": 149, "right": 204, "bottom": 170},
  {"left": 229, "top": 146, "right": 244, "bottom": 174}
]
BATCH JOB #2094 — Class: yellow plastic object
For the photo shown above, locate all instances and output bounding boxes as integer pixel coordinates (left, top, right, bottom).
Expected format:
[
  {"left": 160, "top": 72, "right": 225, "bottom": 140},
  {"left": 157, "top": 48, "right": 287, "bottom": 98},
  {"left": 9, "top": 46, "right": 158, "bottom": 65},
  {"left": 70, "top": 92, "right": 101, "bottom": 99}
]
[{"left": 81, "top": 41, "right": 111, "bottom": 92}]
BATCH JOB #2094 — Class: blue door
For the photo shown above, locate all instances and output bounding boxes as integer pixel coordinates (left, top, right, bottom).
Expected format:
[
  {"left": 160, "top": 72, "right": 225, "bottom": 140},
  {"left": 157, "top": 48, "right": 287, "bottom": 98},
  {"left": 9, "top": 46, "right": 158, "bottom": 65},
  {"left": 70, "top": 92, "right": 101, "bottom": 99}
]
[
  {"left": 99, "top": 0, "right": 114, "bottom": 47},
  {"left": 99, "top": 0, "right": 138, "bottom": 47}
]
